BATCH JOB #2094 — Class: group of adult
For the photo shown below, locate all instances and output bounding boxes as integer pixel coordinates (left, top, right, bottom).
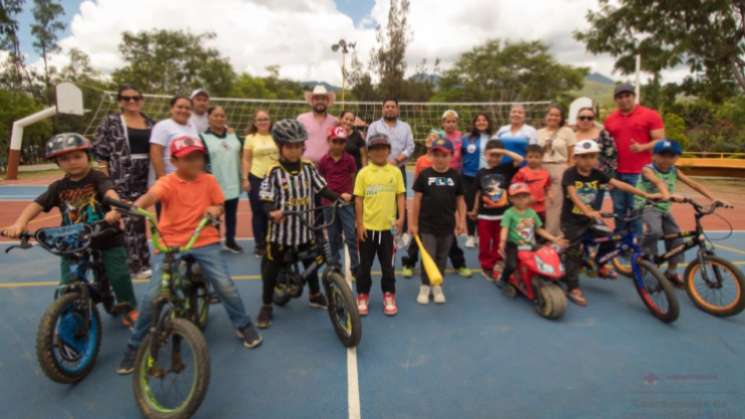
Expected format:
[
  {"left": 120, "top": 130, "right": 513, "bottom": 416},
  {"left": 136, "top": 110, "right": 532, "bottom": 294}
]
[{"left": 92, "top": 81, "right": 664, "bottom": 279}]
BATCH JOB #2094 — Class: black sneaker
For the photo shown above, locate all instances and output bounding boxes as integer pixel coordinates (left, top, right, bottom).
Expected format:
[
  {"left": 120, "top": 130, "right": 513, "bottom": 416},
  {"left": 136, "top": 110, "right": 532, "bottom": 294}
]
[
  {"left": 254, "top": 245, "right": 266, "bottom": 257},
  {"left": 116, "top": 345, "right": 138, "bottom": 375},
  {"left": 309, "top": 292, "right": 328, "bottom": 310},
  {"left": 223, "top": 241, "right": 244, "bottom": 254},
  {"left": 256, "top": 305, "right": 273, "bottom": 329},
  {"left": 236, "top": 324, "right": 263, "bottom": 349}
]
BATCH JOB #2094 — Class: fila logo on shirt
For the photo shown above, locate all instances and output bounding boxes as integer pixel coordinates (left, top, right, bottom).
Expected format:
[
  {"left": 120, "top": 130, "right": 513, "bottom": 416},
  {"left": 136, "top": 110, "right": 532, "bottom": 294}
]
[{"left": 427, "top": 176, "right": 455, "bottom": 186}]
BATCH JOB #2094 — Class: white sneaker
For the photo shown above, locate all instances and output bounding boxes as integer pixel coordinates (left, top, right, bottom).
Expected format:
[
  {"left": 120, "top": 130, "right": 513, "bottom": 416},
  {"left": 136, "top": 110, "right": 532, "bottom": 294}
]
[
  {"left": 432, "top": 286, "right": 446, "bottom": 304},
  {"left": 465, "top": 235, "right": 476, "bottom": 248},
  {"left": 417, "top": 285, "right": 431, "bottom": 304}
]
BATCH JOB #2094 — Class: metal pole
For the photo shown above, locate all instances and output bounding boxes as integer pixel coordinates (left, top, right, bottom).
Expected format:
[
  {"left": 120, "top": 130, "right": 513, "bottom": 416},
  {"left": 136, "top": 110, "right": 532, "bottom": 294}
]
[
  {"left": 635, "top": 54, "right": 641, "bottom": 104},
  {"left": 5, "top": 106, "right": 57, "bottom": 180},
  {"left": 340, "top": 50, "right": 347, "bottom": 106}
]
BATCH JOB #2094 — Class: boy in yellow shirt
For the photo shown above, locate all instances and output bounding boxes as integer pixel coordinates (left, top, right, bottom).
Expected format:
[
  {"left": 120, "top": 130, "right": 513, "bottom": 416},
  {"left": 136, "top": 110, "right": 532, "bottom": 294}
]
[{"left": 354, "top": 133, "right": 406, "bottom": 316}]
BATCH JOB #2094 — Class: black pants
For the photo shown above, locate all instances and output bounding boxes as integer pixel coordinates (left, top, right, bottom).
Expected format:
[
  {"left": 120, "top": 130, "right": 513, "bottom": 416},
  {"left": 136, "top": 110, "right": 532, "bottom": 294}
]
[
  {"left": 462, "top": 175, "right": 477, "bottom": 236},
  {"left": 260, "top": 243, "right": 320, "bottom": 305},
  {"left": 358, "top": 230, "right": 396, "bottom": 294},
  {"left": 248, "top": 174, "right": 269, "bottom": 248},
  {"left": 402, "top": 235, "right": 465, "bottom": 269},
  {"left": 499, "top": 242, "right": 519, "bottom": 283},
  {"left": 561, "top": 222, "right": 615, "bottom": 290},
  {"left": 224, "top": 197, "right": 239, "bottom": 244},
  {"left": 399, "top": 166, "right": 408, "bottom": 233}
]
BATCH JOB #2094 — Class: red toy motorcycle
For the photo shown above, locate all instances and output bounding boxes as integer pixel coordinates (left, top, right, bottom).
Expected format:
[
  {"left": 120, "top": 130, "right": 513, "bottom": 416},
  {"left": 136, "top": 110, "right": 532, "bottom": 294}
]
[{"left": 502, "top": 244, "right": 567, "bottom": 319}]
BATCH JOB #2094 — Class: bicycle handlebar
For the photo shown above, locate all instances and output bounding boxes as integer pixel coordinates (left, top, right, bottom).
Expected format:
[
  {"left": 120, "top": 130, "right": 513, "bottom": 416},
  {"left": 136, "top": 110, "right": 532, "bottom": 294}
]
[
  {"left": 280, "top": 200, "right": 351, "bottom": 231},
  {"left": 678, "top": 197, "right": 731, "bottom": 216}
]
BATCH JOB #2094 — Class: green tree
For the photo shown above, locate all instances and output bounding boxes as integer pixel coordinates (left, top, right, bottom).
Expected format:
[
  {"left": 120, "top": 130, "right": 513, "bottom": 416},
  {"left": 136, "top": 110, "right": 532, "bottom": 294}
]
[
  {"left": 0, "top": 0, "right": 27, "bottom": 90},
  {"left": 370, "top": 0, "right": 410, "bottom": 99},
  {"left": 433, "top": 40, "right": 587, "bottom": 102},
  {"left": 30, "top": 0, "right": 65, "bottom": 99},
  {"left": 0, "top": 89, "right": 53, "bottom": 169},
  {"left": 111, "top": 29, "right": 235, "bottom": 96},
  {"left": 575, "top": 0, "right": 745, "bottom": 101}
]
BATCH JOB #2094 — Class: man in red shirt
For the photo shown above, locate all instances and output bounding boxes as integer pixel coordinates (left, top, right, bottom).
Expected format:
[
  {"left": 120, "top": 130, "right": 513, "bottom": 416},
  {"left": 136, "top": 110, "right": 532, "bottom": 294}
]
[{"left": 604, "top": 83, "right": 665, "bottom": 232}]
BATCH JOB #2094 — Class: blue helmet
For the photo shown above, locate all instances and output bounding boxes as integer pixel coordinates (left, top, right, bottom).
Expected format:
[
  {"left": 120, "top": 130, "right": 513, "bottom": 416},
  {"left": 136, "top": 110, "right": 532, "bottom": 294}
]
[{"left": 653, "top": 139, "right": 682, "bottom": 156}]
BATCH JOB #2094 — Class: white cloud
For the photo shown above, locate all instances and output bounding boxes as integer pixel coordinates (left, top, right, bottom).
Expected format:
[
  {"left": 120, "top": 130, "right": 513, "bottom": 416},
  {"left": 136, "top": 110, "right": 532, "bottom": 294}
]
[{"left": 42, "top": 0, "right": 685, "bottom": 93}]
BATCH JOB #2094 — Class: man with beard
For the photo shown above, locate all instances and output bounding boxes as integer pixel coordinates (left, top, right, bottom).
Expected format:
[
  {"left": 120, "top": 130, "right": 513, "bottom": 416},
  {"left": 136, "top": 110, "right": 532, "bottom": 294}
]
[{"left": 297, "top": 85, "right": 339, "bottom": 164}]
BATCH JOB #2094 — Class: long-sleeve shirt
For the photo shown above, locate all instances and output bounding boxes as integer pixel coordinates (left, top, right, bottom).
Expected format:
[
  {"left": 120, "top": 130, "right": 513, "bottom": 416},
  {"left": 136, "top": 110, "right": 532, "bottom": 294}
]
[{"left": 365, "top": 118, "right": 415, "bottom": 167}]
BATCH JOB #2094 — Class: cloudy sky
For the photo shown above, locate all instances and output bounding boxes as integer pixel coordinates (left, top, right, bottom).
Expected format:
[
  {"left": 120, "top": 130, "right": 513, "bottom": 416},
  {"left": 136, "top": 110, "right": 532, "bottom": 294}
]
[{"left": 15, "top": 0, "right": 686, "bottom": 86}]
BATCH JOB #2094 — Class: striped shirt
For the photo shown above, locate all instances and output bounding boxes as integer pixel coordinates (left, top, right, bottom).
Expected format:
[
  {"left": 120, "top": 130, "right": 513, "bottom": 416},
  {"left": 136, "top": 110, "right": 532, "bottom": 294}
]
[{"left": 260, "top": 160, "right": 327, "bottom": 246}]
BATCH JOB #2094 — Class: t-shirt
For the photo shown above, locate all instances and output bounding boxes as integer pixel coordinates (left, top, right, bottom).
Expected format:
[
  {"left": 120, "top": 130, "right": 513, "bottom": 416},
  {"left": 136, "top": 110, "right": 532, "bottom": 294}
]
[
  {"left": 445, "top": 130, "right": 463, "bottom": 170},
  {"left": 149, "top": 118, "right": 199, "bottom": 176},
  {"left": 127, "top": 127, "right": 151, "bottom": 155},
  {"left": 536, "top": 126, "right": 577, "bottom": 163},
  {"left": 318, "top": 152, "right": 356, "bottom": 205},
  {"left": 635, "top": 163, "right": 676, "bottom": 211},
  {"left": 414, "top": 154, "right": 433, "bottom": 178},
  {"left": 243, "top": 133, "right": 279, "bottom": 179},
  {"left": 561, "top": 166, "right": 611, "bottom": 226},
  {"left": 512, "top": 166, "right": 550, "bottom": 213},
  {"left": 189, "top": 112, "right": 209, "bottom": 134},
  {"left": 345, "top": 129, "right": 367, "bottom": 172},
  {"left": 150, "top": 172, "right": 223, "bottom": 248},
  {"left": 474, "top": 165, "right": 517, "bottom": 220},
  {"left": 501, "top": 207, "right": 543, "bottom": 247},
  {"left": 494, "top": 124, "right": 538, "bottom": 165},
  {"left": 461, "top": 133, "right": 487, "bottom": 177},
  {"left": 604, "top": 105, "right": 664, "bottom": 174},
  {"left": 201, "top": 130, "right": 242, "bottom": 201},
  {"left": 34, "top": 170, "right": 123, "bottom": 249},
  {"left": 353, "top": 163, "right": 405, "bottom": 231},
  {"left": 412, "top": 167, "right": 464, "bottom": 236},
  {"left": 297, "top": 112, "right": 338, "bottom": 163}
]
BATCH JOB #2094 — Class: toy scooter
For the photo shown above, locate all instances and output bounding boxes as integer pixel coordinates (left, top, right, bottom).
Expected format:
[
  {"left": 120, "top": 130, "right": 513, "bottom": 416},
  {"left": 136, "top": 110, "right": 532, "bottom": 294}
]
[{"left": 502, "top": 244, "right": 567, "bottom": 319}]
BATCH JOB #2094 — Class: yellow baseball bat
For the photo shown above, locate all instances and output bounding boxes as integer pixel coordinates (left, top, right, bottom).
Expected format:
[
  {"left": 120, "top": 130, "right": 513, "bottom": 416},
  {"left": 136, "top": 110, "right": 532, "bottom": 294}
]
[{"left": 414, "top": 234, "right": 443, "bottom": 286}]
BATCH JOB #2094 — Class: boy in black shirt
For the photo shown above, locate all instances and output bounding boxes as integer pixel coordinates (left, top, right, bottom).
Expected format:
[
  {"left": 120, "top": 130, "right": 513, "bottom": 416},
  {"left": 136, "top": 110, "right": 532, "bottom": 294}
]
[
  {"left": 2, "top": 133, "right": 137, "bottom": 325},
  {"left": 561, "top": 139, "right": 660, "bottom": 306},
  {"left": 468, "top": 140, "right": 524, "bottom": 281},
  {"left": 410, "top": 138, "right": 466, "bottom": 304}
]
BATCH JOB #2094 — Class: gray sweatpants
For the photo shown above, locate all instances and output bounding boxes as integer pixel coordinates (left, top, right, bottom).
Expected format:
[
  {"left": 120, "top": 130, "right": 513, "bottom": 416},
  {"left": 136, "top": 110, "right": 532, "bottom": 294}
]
[
  {"left": 642, "top": 207, "right": 684, "bottom": 267},
  {"left": 420, "top": 233, "right": 453, "bottom": 286}
]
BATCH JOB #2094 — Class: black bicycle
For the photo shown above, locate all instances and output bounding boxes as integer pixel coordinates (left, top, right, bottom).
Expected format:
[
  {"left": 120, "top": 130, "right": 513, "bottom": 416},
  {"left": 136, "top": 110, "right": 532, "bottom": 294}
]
[
  {"left": 4, "top": 221, "right": 132, "bottom": 383},
  {"left": 612, "top": 198, "right": 745, "bottom": 317},
  {"left": 271, "top": 201, "right": 362, "bottom": 348}
]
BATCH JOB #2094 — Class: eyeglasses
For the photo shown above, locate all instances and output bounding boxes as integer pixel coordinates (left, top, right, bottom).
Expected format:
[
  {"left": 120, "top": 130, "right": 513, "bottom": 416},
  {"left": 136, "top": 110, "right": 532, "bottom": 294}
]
[
  {"left": 119, "top": 95, "right": 143, "bottom": 102},
  {"left": 578, "top": 115, "right": 595, "bottom": 121}
]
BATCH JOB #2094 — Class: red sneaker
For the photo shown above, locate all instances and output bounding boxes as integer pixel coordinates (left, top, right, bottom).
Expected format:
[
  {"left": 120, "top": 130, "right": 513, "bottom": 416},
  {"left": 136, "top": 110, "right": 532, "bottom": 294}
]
[
  {"left": 383, "top": 292, "right": 398, "bottom": 316},
  {"left": 356, "top": 293, "right": 369, "bottom": 316}
]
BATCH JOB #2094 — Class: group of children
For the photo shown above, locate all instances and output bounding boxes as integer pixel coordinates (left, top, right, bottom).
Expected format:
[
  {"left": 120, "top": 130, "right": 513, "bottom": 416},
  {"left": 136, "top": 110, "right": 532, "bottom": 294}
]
[{"left": 1, "top": 117, "right": 730, "bottom": 374}]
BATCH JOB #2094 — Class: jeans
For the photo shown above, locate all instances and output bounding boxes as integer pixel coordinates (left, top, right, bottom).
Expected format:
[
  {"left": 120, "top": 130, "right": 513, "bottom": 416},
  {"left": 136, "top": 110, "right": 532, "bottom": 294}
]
[
  {"left": 249, "top": 174, "right": 268, "bottom": 248},
  {"left": 642, "top": 207, "right": 684, "bottom": 267},
  {"left": 127, "top": 244, "right": 253, "bottom": 348},
  {"left": 224, "top": 197, "right": 239, "bottom": 244},
  {"left": 611, "top": 173, "right": 641, "bottom": 234},
  {"left": 420, "top": 233, "right": 453, "bottom": 285},
  {"left": 323, "top": 205, "right": 359, "bottom": 275}
]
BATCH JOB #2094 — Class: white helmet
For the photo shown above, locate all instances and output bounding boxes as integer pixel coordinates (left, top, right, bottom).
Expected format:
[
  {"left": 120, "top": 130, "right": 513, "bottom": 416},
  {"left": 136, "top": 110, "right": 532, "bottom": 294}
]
[{"left": 574, "top": 139, "right": 600, "bottom": 155}]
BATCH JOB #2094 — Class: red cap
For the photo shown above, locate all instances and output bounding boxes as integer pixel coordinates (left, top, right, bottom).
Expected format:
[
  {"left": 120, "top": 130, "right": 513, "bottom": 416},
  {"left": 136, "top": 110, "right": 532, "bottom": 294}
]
[
  {"left": 328, "top": 126, "right": 348, "bottom": 141},
  {"left": 509, "top": 182, "right": 531, "bottom": 196},
  {"left": 170, "top": 135, "right": 206, "bottom": 158}
]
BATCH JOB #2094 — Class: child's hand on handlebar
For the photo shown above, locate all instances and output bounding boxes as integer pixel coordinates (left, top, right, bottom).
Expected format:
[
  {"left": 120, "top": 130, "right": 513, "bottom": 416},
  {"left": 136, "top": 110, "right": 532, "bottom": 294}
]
[
  {"left": 714, "top": 199, "right": 733, "bottom": 208},
  {"left": 104, "top": 209, "right": 121, "bottom": 225},
  {"left": 1, "top": 223, "right": 26, "bottom": 239},
  {"left": 553, "top": 237, "right": 569, "bottom": 249},
  {"left": 670, "top": 194, "right": 686, "bottom": 203},
  {"left": 269, "top": 209, "right": 284, "bottom": 223},
  {"left": 340, "top": 193, "right": 353, "bottom": 202},
  {"left": 646, "top": 192, "right": 663, "bottom": 201},
  {"left": 587, "top": 210, "right": 604, "bottom": 223},
  {"left": 205, "top": 206, "right": 223, "bottom": 220}
]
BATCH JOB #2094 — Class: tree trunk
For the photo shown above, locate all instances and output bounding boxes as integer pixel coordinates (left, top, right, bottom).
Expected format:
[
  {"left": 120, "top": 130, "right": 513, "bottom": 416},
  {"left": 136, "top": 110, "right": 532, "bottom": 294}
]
[{"left": 732, "top": 59, "right": 745, "bottom": 94}]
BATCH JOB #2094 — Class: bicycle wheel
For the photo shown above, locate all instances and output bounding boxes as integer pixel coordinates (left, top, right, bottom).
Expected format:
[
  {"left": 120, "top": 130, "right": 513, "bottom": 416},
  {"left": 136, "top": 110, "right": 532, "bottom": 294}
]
[
  {"left": 324, "top": 271, "right": 361, "bottom": 348},
  {"left": 684, "top": 255, "right": 745, "bottom": 317},
  {"left": 633, "top": 259, "right": 679, "bottom": 323},
  {"left": 36, "top": 292, "right": 101, "bottom": 383},
  {"left": 189, "top": 281, "right": 210, "bottom": 331},
  {"left": 133, "top": 318, "right": 210, "bottom": 419}
]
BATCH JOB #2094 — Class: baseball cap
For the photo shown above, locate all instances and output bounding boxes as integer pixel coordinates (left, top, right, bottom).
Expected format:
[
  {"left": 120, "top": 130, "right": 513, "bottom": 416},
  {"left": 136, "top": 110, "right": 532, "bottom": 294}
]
[
  {"left": 509, "top": 182, "right": 531, "bottom": 196},
  {"left": 190, "top": 88, "right": 209, "bottom": 100},
  {"left": 573, "top": 139, "right": 601, "bottom": 155},
  {"left": 653, "top": 139, "right": 682, "bottom": 155},
  {"left": 170, "top": 135, "right": 206, "bottom": 158},
  {"left": 327, "top": 126, "right": 348, "bottom": 141},
  {"left": 431, "top": 137, "right": 454, "bottom": 154},
  {"left": 614, "top": 83, "right": 635, "bottom": 98},
  {"left": 367, "top": 133, "right": 390, "bottom": 148}
]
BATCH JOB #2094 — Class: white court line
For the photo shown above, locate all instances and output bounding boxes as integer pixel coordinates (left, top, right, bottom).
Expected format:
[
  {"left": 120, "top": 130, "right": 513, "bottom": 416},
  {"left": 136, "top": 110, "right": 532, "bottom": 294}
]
[{"left": 344, "top": 245, "right": 362, "bottom": 419}]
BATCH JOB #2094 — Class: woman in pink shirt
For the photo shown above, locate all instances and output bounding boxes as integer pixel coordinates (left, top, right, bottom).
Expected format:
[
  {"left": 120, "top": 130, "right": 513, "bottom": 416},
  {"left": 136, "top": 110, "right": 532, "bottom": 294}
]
[{"left": 441, "top": 110, "right": 463, "bottom": 170}]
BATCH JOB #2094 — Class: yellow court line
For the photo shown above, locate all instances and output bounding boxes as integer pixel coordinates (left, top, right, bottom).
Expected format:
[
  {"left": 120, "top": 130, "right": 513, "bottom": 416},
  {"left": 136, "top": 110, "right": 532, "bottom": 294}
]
[{"left": 714, "top": 243, "right": 745, "bottom": 256}]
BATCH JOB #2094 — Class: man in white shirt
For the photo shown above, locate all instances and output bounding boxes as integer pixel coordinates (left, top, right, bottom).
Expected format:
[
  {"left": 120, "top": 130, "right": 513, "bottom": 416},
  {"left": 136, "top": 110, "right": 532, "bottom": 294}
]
[{"left": 189, "top": 89, "right": 210, "bottom": 133}]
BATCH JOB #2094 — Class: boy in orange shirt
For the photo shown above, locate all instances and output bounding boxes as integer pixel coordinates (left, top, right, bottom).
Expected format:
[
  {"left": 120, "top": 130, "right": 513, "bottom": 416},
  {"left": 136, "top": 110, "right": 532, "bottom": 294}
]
[
  {"left": 512, "top": 144, "right": 551, "bottom": 223},
  {"left": 117, "top": 136, "right": 261, "bottom": 375}
]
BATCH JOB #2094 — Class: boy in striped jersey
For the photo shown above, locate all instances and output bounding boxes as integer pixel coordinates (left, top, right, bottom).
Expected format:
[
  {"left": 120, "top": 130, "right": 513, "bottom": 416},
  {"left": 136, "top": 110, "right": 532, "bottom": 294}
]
[{"left": 256, "top": 119, "right": 349, "bottom": 329}]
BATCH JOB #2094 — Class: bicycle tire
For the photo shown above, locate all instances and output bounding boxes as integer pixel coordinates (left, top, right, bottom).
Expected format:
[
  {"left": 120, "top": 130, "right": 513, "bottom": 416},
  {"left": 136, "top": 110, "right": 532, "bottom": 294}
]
[
  {"left": 634, "top": 259, "right": 679, "bottom": 323},
  {"left": 133, "top": 317, "right": 210, "bottom": 419},
  {"left": 684, "top": 255, "right": 745, "bottom": 317},
  {"left": 36, "top": 292, "right": 102, "bottom": 383},
  {"left": 324, "top": 271, "right": 362, "bottom": 348}
]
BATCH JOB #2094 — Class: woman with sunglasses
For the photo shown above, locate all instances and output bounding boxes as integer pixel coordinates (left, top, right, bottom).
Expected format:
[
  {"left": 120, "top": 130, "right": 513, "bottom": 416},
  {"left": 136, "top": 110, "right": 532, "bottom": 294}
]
[
  {"left": 92, "top": 85, "right": 155, "bottom": 279},
  {"left": 536, "top": 104, "right": 576, "bottom": 236},
  {"left": 574, "top": 106, "right": 618, "bottom": 205},
  {"left": 338, "top": 110, "right": 368, "bottom": 172}
]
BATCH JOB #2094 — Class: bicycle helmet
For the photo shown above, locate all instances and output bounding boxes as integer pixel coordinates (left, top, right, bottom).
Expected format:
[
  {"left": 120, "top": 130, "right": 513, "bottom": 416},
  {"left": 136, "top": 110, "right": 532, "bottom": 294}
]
[
  {"left": 45, "top": 133, "right": 92, "bottom": 160},
  {"left": 271, "top": 119, "right": 308, "bottom": 145}
]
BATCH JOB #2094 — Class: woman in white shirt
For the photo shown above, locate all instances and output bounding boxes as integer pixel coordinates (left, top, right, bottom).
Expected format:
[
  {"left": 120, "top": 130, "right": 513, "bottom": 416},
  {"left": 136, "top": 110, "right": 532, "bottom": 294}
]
[{"left": 149, "top": 95, "right": 199, "bottom": 180}]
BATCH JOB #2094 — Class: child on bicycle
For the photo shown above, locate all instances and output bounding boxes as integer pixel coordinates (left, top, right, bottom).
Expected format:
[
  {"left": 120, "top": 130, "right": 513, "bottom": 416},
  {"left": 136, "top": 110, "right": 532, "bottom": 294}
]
[
  {"left": 468, "top": 139, "right": 524, "bottom": 281},
  {"left": 561, "top": 139, "right": 663, "bottom": 306},
  {"left": 497, "top": 182, "right": 566, "bottom": 286},
  {"left": 635, "top": 140, "right": 730, "bottom": 286},
  {"left": 410, "top": 137, "right": 466, "bottom": 304},
  {"left": 117, "top": 135, "right": 261, "bottom": 375},
  {"left": 354, "top": 133, "right": 406, "bottom": 316},
  {"left": 257, "top": 119, "right": 349, "bottom": 329},
  {"left": 1, "top": 133, "right": 138, "bottom": 327},
  {"left": 318, "top": 126, "right": 359, "bottom": 279}
]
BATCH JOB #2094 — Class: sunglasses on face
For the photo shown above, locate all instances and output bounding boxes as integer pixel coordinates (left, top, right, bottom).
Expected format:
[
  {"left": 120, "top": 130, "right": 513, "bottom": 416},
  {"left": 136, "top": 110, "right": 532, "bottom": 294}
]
[
  {"left": 119, "top": 95, "right": 143, "bottom": 102},
  {"left": 578, "top": 115, "right": 595, "bottom": 121}
]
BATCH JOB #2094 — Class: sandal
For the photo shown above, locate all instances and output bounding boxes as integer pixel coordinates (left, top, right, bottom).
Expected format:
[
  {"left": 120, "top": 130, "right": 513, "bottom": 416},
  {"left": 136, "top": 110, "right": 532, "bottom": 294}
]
[{"left": 567, "top": 289, "right": 588, "bottom": 306}]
